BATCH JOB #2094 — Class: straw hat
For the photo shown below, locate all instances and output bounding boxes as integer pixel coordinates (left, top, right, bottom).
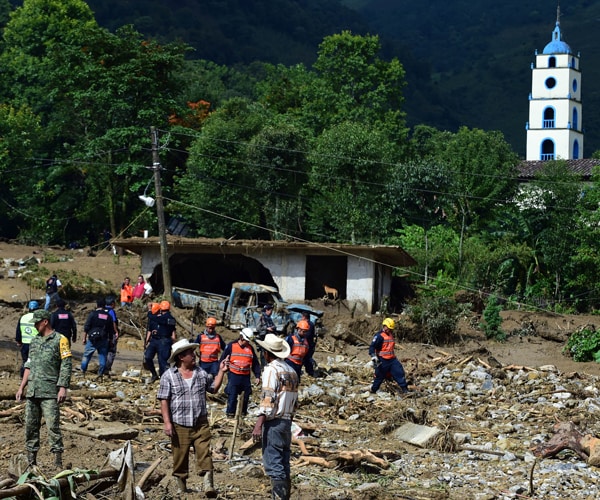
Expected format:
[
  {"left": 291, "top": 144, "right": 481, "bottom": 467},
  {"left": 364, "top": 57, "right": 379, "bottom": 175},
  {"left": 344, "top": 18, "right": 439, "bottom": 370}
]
[
  {"left": 256, "top": 333, "right": 291, "bottom": 359},
  {"left": 168, "top": 339, "right": 199, "bottom": 363}
]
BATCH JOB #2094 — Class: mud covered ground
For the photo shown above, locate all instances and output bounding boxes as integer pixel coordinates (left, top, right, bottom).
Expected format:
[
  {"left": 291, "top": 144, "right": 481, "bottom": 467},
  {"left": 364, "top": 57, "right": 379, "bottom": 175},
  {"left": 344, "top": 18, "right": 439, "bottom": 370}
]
[{"left": 1, "top": 242, "right": 600, "bottom": 499}]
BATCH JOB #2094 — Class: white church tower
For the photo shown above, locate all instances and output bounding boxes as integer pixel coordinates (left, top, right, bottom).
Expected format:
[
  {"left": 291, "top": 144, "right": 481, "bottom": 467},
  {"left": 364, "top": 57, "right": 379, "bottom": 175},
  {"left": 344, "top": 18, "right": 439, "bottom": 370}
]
[{"left": 526, "top": 6, "right": 583, "bottom": 161}]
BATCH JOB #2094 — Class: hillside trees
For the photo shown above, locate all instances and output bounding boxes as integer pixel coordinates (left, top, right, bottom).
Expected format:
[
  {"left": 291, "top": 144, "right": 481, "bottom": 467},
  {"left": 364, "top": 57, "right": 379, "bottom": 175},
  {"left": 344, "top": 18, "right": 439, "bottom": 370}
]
[{"left": 0, "top": 0, "right": 188, "bottom": 244}]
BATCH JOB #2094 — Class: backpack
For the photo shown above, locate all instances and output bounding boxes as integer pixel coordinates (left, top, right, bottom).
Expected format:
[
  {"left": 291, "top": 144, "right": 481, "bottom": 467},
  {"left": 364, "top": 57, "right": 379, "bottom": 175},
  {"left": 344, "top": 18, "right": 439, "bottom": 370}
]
[{"left": 88, "top": 327, "right": 106, "bottom": 345}]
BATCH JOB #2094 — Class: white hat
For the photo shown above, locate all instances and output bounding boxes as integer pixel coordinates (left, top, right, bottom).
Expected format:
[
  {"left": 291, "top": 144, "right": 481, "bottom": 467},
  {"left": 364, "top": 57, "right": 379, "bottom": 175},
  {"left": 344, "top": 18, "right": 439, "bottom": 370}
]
[
  {"left": 168, "top": 339, "right": 199, "bottom": 363},
  {"left": 256, "top": 333, "right": 291, "bottom": 359},
  {"left": 240, "top": 328, "right": 254, "bottom": 341}
]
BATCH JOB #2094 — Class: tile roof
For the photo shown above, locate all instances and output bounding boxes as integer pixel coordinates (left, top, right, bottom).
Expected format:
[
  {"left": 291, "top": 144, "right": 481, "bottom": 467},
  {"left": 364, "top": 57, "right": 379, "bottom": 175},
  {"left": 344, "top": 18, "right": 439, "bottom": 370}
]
[{"left": 518, "top": 159, "right": 600, "bottom": 180}]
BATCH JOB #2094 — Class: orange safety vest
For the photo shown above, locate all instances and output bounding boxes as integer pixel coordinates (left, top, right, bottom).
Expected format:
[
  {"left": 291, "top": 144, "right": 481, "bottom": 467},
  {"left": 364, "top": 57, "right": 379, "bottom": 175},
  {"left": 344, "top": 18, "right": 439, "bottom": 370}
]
[
  {"left": 120, "top": 284, "right": 133, "bottom": 304},
  {"left": 229, "top": 342, "right": 254, "bottom": 375},
  {"left": 199, "top": 333, "right": 222, "bottom": 363},
  {"left": 376, "top": 330, "right": 396, "bottom": 360},
  {"left": 287, "top": 334, "right": 309, "bottom": 366}
]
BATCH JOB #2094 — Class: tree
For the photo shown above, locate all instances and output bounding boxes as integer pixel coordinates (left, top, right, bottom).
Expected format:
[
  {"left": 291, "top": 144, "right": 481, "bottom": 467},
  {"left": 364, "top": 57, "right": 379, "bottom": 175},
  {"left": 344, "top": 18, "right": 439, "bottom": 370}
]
[{"left": 306, "top": 121, "right": 399, "bottom": 243}]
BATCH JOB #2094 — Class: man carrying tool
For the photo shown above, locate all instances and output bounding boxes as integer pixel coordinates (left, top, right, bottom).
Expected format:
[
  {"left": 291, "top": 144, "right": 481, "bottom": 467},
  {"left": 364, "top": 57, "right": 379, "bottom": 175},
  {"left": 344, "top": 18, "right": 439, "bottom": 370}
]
[
  {"left": 220, "top": 328, "right": 261, "bottom": 418},
  {"left": 195, "top": 317, "right": 226, "bottom": 376},
  {"left": 369, "top": 317, "right": 410, "bottom": 395},
  {"left": 158, "top": 339, "right": 229, "bottom": 496}
]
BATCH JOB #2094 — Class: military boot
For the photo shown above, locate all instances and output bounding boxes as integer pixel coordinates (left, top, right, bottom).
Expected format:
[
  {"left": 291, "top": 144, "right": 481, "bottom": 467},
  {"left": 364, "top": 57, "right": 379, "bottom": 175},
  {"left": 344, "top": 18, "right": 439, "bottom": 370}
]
[
  {"left": 203, "top": 470, "right": 217, "bottom": 498},
  {"left": 27, "top": 451, "right": 37, "bottom": 466},
  {"left": 54, "top": 453, "right": 63, "bottom": 467}
]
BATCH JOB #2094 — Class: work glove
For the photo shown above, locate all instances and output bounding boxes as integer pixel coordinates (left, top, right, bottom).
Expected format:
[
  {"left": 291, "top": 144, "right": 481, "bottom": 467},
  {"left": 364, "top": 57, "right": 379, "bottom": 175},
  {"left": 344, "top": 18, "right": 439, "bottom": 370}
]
[{"left": 371, "top": 356, "right": 381, "bottom": 368}]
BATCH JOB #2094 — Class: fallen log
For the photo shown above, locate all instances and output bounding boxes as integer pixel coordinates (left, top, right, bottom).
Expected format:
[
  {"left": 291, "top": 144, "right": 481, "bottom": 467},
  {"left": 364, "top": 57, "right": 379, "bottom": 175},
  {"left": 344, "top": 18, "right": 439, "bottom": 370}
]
[{"left": 532, "top": 421, "right": 600, "bottom": 466}]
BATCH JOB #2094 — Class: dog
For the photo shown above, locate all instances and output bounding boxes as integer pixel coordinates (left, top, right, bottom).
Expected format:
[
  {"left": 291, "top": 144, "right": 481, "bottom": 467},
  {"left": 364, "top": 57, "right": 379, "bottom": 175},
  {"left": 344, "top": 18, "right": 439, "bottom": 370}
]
[{"left": 323, "top": 284, "right": 339, "bottom": 301}]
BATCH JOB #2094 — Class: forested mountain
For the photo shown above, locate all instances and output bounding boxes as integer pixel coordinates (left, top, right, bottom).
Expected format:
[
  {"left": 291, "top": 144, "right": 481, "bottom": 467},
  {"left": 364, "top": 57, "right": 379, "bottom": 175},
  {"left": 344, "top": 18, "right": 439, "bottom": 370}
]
[
  {"left": 76, "top": 0, "right": 600, "bottom": 156},
  {"left": 8, "top": 0, "right": 598, "bottom": 154}
]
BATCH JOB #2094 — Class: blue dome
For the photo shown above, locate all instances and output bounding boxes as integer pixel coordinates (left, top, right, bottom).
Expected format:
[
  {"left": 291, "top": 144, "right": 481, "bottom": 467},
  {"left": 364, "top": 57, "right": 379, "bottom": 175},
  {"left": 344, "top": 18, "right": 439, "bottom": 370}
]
[{"left": 543, "top": 22, "right": 571, "bottom": 55}]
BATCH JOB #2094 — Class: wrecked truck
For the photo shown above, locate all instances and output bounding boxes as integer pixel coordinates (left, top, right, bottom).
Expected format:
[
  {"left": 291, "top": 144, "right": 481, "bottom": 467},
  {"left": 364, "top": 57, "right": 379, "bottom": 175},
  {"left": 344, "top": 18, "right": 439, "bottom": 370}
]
[{"left": 172, "top": 282, "right": 323, "bottom": 334}]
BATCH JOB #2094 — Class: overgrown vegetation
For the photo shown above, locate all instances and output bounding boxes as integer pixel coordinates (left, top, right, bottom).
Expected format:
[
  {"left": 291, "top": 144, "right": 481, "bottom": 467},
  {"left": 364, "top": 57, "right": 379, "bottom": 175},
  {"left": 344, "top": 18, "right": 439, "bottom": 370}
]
[
  {"left": 405, "top": 294, "right": 469, "bottom": 345},
  {"left": 480, "top": 295, "right": 506, "bottom": 341},
  {"left": 563, "top": 326, "right": 600, "bottom": 362}
]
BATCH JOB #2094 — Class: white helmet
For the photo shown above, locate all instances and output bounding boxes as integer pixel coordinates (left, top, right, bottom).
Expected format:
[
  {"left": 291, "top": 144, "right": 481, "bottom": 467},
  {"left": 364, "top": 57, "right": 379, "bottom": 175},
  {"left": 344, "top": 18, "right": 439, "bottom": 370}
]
[{"left": 240, "top": 328, "right": 254, "bottom": 341}]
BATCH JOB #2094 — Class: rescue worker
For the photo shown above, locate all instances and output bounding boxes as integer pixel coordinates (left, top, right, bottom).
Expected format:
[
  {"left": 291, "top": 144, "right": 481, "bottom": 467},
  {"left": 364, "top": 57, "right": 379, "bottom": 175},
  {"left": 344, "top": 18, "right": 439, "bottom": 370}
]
[
  {"left": 301, "top": 311, "right": 317, "bottom": 366},
  {"left": 195, "top": 317, "right": 226, "bottom": 376},
  {"left": 144, "top": 300, "right": 177, "bottom": 382},
  {"left": 284, "top": 320, "right": 314, "bottom": 382},
  {"left": 50, "top": 298, "right": 77, "bottom": 346},
  {"left": 80, "top": 298, "right": 116, "bottom": 379},
  {"left": 16, "top": 309, "right": 72, "bottom": 468},
  {"left": 16, "top": 301, "right": 40, "bottom": 378},
  {"left": 369, "top": 318, "right": 410, "bottom": 394},
  {"left": 44, "top": 274, "right": 61, "bottom": 310},
  {"left": 120, "top": 277, "right": 133, "bottom": 307},
  {"left": 104, "top": 296, "right": 120, "bottom": 374},
  {"left": 220, "top": 328, "right": 261, "bottom": 417},
  {"left": 257, "top": 304, "right": 276, "bottom": 367}
]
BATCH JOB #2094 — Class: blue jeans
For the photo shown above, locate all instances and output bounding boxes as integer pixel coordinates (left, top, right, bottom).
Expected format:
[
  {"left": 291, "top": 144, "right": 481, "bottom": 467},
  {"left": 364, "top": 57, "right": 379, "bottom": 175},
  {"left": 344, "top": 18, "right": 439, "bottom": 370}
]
[
  {"left": 144, "top": 337, "right": 172, "bottom": 377},
  {"left": 80, "top": 338, "right": 109, "bottom": 375},
  {"left": 262, "top": 418, "right": 292, "bottom": 481},
  {"left": 225, "top": 372, "right": 252, "bottom": 415},
  {"left": 371, "top": 357, "right": 408, "bottom": 393},
  {"left": 45, "top": 293, "right": 58, "bottom": 310},
  {"left": 200, "top": 360, "right": 220, "bottom": 376}
]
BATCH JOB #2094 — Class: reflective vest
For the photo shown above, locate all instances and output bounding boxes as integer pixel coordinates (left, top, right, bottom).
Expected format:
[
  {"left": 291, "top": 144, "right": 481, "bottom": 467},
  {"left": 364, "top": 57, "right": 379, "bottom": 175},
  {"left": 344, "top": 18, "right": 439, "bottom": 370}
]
[
  {"left": 120, "top": 284, "right": 133, "bottom": 304},
  {"left": 199, "top": 333, "right": 221, "bottom": 363},
  {"left": 19, "top": 312, "right": 38, "bottom": 344},
  {"left": 229, "top": 342, "right": 253, "bottom": 376},
  {"left": 376, "top": 330, "right": 396, "bottom": 360},
  {"left": 287, "top": 334, "right": 309, "bottom": 366}
]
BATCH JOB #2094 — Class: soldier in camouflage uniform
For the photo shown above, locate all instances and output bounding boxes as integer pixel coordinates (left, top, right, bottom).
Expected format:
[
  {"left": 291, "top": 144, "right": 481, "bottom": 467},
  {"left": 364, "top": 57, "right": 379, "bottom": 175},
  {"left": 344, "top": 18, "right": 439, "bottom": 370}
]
[{"left": 16, "top": 309, "right": 72, "bottom": 467}]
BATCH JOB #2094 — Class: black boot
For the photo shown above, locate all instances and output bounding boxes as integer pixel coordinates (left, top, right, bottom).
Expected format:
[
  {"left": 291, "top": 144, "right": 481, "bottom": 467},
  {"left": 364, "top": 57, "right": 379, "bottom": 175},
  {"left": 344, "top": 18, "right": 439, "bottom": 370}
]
[
  {"left": 271, "top": 479, "right": 289, "bottom": 500},
  {"left": 54, "top": 453, "right": 63, "bottom": 467},
  {"left": 27, "top": 451, "right": 37, "bottom": 466}
]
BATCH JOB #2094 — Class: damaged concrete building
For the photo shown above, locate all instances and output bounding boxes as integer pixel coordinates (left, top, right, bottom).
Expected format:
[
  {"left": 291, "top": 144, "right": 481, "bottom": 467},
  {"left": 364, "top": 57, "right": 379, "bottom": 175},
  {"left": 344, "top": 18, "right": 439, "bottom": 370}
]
[{"left": 113, "top": 237, "right": 416, "bottom": 313}]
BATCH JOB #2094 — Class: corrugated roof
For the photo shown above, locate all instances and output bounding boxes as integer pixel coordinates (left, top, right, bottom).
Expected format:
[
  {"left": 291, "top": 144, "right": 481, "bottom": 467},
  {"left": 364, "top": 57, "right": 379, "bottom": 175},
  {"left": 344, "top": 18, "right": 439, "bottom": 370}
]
[
  {"left": 518, "top": 159, "right": 600, "bottom": 180},
  {"left": 113, "top": 236, "right": 417, "bottom": 268}
]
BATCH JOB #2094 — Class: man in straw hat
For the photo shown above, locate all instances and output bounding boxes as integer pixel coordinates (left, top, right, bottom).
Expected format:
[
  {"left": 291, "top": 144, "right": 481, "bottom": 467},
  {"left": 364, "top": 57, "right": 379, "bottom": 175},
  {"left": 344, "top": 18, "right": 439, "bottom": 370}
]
[
  {"left": 158, "top": 339, "right": 229, "bottom": 497},
  {"left": 252, "top": 334, "right": 299, "bottom": 500}
]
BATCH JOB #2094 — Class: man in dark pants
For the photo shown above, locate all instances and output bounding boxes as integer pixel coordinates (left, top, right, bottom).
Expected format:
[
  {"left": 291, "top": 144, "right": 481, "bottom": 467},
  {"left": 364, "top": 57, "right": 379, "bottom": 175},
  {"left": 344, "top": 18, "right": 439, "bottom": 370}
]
[
  {"left": 252, "top": 334, "right": 299, "bottom": 500},
  {"left": 220, "top": 328, "right": 261, "bottom": 417},
  {"left": 144, "top": 300, "right": 176, "bottom": 382},
  {"left": 369, "top": 318, "right": 410, "bottom": 394},
  {"left": 50, "top": 298, "right": 77, "bottom": 346},
  {"left": 80, "top": 298, "right": 116, "bottom": 379},
  {"left": 104, "top": 296, "right": 120, "bottom": 374}
]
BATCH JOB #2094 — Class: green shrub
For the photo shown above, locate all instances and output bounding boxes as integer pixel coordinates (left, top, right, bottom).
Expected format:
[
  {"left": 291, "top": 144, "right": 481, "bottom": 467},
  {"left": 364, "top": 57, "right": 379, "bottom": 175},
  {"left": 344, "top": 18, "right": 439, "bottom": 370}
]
[
  {"left": 480, "top": 295, "right": 506, "bottom": 341},
  {"left": 563, "top": 326, "right": 600, "bottom": 362},
  {"left": 406, "top": 295, "right": 468, "bottom": 344}
]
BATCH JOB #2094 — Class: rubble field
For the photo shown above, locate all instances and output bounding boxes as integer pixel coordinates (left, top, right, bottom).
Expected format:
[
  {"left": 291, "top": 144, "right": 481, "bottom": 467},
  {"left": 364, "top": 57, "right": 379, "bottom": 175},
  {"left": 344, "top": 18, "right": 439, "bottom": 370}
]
[{"left": 1, "top": 242, "right": 600, "bottom": 499}]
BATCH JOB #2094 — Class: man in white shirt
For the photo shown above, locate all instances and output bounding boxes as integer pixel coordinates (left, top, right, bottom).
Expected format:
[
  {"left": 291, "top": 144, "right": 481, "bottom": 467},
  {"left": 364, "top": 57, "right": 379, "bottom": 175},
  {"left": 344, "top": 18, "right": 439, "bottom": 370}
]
[{"left": 252, "top": 334, "right": 299, "bottom": 500}]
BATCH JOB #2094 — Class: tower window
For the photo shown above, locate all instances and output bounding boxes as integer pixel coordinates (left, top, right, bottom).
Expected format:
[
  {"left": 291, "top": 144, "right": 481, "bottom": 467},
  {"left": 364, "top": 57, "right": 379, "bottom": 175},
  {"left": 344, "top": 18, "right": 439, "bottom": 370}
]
[
  {"left": 548, "top": 57, "right": 556, "bottom": 68},
  {"left": 543, "top": 108, "right": 555, "bottom": 129},
  {"left": 573, "top": 140, "right": 580, "bottom": 159},
  {"left": 545, "top": 77, "right": 556, "bottom": 89},
  {"left": 573, "top": 108, "right": 578, "bottom": 130},
  {"left": 541, "top": 139, "right": 555, "bottom": 161},
  {"left": 572, "top": 79, "right": 578, "bottom": 93}
]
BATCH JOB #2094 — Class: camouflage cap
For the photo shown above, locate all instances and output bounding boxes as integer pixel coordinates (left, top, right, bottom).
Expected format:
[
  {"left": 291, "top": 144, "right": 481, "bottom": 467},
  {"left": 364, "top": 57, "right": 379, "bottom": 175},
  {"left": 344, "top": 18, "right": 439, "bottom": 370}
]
[{"left": 32, "top": 309, "right": 51, "bottom": 322}]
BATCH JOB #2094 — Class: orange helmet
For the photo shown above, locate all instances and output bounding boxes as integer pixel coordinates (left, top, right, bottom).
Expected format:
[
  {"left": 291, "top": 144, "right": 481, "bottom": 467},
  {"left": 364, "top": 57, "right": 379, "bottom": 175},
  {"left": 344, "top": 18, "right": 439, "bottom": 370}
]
[
  {"left": 296, "top": 320, "right": 310, "bottom": 331},
  {"left": 206, "top": 317, "right": 217, "bottom": 327},
  {"left": 159, "top": 300, "right": 170, "bottom": 311},
  {"left": 151, "top": 303, "right": 160, "bottom": 315}
]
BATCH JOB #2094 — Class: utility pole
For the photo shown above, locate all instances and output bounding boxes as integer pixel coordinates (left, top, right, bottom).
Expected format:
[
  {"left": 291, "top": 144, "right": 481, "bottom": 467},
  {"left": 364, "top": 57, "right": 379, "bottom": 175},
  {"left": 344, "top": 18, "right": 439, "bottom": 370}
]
[{"left": 151, "top": 126, "right": 172, "bottom": 301}]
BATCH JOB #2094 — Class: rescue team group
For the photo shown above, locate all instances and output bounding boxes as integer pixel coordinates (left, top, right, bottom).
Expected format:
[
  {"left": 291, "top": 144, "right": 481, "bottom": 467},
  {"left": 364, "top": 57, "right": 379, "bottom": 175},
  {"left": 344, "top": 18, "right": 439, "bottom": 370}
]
[{"left": 14, "top": 279, "right": 410, "bottom": 500}]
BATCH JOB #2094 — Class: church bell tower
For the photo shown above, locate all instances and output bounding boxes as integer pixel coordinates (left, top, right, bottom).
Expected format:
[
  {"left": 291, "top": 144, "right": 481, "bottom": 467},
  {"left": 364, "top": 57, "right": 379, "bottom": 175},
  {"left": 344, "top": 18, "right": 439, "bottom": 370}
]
[{"left": 526, "top": 6, "right": 583, "bottom": 161}]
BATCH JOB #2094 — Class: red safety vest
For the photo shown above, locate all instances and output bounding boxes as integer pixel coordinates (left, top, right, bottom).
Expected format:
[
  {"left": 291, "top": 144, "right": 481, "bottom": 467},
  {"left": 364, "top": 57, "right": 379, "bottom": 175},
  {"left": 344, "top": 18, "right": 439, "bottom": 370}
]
[
  {"left": 199, "top": 333, "right": 221, "bottom": 363},
  {"left": 229, "top": 342, "right": 254, "bottom": 375},
  {"left": 287, "top": 334, "right": 309, "bottom": 366},
  {"left": 376, "top": 330, "right": 396, "bottom": 360}
]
